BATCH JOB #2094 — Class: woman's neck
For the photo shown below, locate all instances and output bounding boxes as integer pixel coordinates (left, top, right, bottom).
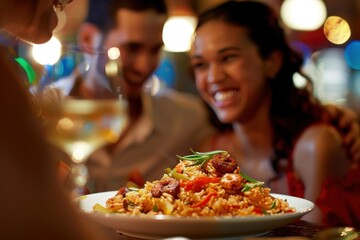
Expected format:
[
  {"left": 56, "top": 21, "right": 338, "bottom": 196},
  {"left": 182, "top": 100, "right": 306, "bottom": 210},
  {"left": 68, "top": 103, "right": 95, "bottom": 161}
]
[
  {"left": 232, "top": 110, "right": 273, "bottom": 156},
  {"left": 222, "top": 117, "right": 275, "bottom": 182}
]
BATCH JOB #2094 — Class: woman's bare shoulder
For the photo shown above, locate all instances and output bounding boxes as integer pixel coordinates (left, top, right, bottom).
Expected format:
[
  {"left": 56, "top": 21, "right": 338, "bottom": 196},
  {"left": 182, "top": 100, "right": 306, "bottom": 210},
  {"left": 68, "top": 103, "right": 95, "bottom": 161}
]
[
  {"left": 293, "top": 123, "right": 345, "bottom": 160},
  {"left": 293, "top": 123, "right": 349, "bottom": 183},
  {"left": 299, "top": 123, "right": 341, "bottom": 140}
]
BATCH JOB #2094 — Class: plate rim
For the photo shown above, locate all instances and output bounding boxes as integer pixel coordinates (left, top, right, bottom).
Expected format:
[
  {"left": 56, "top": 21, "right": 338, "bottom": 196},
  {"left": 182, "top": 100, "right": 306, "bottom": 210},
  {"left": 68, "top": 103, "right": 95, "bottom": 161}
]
[
  {"left": 78, "top": 191, "right": 314, "bottom": 219},
  {"left": 78, "top": 191, "right": 314, "bottom": 239}
]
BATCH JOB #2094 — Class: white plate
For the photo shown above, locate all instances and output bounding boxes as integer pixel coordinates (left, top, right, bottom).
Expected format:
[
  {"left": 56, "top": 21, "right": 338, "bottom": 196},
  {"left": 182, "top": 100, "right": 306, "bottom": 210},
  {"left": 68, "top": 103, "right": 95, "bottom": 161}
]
[{"left": 78, "top": 191, "right": 314, "bottom": 240}]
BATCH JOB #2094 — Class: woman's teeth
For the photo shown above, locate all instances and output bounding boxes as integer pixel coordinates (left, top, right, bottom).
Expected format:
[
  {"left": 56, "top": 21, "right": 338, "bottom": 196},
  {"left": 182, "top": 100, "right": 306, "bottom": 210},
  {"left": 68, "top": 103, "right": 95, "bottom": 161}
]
[{"left": 214, "top": 91, "right": 236, "bottom": 102}]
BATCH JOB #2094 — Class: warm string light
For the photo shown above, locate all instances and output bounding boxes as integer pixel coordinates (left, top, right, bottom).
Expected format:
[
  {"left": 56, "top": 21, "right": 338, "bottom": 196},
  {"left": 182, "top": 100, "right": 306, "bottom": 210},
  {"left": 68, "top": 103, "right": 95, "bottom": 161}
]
[
  {"left": 323, "top": 16, "right": 351, "bottom": 45},
  {"left": 32, "top": 36, "right": 62, "bottom": 65},
  {"left": 162, "top": 16, "right": 197, "bottom": 52},
  {"left": 280, "top": 0, "right": 327, "bottom": 31}
]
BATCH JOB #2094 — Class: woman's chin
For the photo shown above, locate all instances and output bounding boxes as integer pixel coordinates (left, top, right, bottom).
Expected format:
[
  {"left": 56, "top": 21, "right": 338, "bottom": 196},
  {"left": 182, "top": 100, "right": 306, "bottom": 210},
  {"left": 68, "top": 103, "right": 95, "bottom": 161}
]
[
  {"left": 22, "top": 34, "right": 53, "bottom": 45},
  {"left": 36, "top": 36, "right": 53, "bottom": 44},
  {"left": 216, "top": 112, "right": 234, "bottom": 124}
]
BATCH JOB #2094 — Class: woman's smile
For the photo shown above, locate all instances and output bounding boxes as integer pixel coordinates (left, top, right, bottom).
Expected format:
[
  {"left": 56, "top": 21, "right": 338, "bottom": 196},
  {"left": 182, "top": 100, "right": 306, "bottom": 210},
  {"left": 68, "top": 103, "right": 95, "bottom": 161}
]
[{"left": 212, "top": 89, "right": 239, "bottom": 108}]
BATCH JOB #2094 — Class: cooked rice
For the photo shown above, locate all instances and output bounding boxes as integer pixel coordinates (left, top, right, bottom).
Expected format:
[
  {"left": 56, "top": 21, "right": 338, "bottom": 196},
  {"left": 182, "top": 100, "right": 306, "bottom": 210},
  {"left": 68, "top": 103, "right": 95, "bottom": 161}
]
[{"left": 98, "top": 152, "right": 295, "bottom": 217}]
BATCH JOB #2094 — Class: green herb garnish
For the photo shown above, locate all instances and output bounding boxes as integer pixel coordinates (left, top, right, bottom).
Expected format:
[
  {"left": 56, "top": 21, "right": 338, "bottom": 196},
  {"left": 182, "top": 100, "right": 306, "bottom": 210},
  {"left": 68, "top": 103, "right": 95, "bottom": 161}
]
[
  {"left": 241, "top": 182, "right": 265, "bottom": 192},
  {"left": 152, "top": 204, "right": 158, "bottom": 212},
  {"left": 262, "top": 209, "right": 270, "bottom": 215},
  {"left": 240, "top": 172, "right": 261, "bottom": 183},
  {"left": 270, "top": 200, "right": 276, "bottom": 209},
  {"left": 165, "top": 167, "right": 190, "bottom": 180},
  {"left": 177, "top": 149, "right": 228, "bottom": 167},
  {"left": 240, "top": 172, "right": 264, "bottom": 192}
]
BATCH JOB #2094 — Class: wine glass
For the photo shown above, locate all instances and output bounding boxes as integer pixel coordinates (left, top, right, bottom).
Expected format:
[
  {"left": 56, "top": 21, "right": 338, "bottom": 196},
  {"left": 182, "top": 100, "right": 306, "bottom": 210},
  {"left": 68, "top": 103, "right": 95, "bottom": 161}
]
[
  {"left": 40, "top": 98, "right": 127, "bottom": 189},
  {"left": 36, "top": 45, "right": 128, "bottom": 197}
]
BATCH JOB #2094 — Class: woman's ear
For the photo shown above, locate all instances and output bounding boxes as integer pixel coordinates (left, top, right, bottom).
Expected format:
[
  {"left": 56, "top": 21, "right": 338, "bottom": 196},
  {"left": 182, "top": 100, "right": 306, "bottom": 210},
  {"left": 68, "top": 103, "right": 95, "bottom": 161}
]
[{"left": 265, "top": 50, "right": 283, "bottom": 79}]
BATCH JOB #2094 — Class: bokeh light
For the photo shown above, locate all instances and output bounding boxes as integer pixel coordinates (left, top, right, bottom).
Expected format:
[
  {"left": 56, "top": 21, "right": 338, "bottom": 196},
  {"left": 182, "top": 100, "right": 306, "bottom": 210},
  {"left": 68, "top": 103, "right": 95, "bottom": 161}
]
[
  {"left": 14, "top": 57, "right": 36, "bottom": 84},
  {"left": 32, "top": 36, "right": 62, "bottom": 65},
  {"left": 280, "top": 0, "right": 327, "bottom": 31},
  {"left": 143, "top": 75, "right": 162, "bottom": 96},
  {"left": 323, "top": 16, "right": 351, "bottom": 45},
  {"left": 293, "top": 73, "right": 307, "bottom": 89},
  {"left": 344, "top": 41, "right": 360, "bottom": 70},
  {"left": 163, "top": 16, "right": 197, "bottom": 52},
  {"left": 154, "top": 58, "right": 175, "bottom": 88},
  {"left": 313, "top": 48, "right": 349, "bottom": 105},
  {"left": 107, "top": 47, "right": 121, "bottom": 60},
  {"left": 105, "top": 60, "right": 119, "bottom": 78}
]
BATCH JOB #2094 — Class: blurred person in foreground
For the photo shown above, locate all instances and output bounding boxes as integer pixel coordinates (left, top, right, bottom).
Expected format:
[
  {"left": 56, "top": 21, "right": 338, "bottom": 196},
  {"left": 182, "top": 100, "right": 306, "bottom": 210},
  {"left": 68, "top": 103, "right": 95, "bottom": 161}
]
[
  {"left": 0, "top": 0, "right": 118, "bottom": 239},
  {"left": 48, "top": 0, "right": 215, "bottom": 191},
  {"left": 191, "top": 1, "right": 360, "bottom": 227}
]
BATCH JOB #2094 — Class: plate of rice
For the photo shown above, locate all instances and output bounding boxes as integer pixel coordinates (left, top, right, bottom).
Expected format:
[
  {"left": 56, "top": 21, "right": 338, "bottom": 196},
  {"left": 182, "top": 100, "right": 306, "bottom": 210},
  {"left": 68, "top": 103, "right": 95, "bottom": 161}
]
[{"left": 78, "top": 150, "right": 314, "bottom": 239}]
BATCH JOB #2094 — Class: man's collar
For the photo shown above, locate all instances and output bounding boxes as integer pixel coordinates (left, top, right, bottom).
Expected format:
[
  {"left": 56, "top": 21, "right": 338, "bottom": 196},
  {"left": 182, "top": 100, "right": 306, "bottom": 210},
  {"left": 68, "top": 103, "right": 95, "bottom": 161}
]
[{"left": 112, "top": 93, "right": 156, "bottom": 153}]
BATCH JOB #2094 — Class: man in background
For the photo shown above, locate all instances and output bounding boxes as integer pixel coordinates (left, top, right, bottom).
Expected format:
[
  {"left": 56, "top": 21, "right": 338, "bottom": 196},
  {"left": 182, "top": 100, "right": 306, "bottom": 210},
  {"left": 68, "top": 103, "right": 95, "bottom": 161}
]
[{"left": 51, "top": 0, "right": 215, "bottom": 192}]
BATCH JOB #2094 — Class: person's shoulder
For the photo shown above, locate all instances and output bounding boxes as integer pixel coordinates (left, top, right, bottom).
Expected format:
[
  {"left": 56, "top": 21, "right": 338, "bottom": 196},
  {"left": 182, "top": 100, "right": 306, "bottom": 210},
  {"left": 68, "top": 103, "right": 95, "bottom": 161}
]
[
  {"left": 296, "top": 123, "right": 342, "bottom": 146},
  {"left": 150, "top": 89, "right": 214, "bottom": 133},
  {"left": 155, "top": 89, "right": 202, "bottom": 103},
  {"left": 293, "top": 123, "right": 348, "bottom": 173},
  {"left": 152, "top": 89, "right": 206, "bottom": 113}
]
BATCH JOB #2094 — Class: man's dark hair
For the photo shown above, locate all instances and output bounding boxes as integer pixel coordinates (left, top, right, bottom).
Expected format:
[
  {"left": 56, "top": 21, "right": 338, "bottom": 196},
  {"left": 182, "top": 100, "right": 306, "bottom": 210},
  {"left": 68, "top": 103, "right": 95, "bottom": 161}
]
[{"left": 109, "top": 0, "right": 168, "bottom": 27}]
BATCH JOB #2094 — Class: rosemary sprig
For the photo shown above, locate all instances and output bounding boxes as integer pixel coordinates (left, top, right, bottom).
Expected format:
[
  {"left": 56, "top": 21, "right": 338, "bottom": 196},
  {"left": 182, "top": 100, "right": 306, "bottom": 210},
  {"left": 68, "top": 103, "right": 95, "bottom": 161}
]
[
  {"left": 270, "top": 200, "right": 276, "bottom": 209},
  {"left": 240, "top": 172, "right": 260, "bottom": 183},
  {"left": 176, "top": 149, "right": 228, "bottom": 167},
  {"left": 240, "top": 172, "right": 264, "bottom": 192},
  {"left": 241, "top": 182, "right": 265, "bottom": 192}
]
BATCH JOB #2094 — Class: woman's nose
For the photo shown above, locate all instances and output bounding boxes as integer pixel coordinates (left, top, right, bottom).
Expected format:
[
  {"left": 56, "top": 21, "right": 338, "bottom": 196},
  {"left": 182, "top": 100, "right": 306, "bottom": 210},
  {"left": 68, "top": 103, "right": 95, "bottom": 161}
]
[{"left": 207, "top": 64, "right": 225, "bottom": 83}]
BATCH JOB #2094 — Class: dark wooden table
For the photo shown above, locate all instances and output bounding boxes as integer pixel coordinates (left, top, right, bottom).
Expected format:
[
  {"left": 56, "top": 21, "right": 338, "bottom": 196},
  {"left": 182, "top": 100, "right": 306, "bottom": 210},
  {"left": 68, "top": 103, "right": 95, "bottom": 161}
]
[{"left": 262, "top": 220, "right": 325, "bottom": 238}]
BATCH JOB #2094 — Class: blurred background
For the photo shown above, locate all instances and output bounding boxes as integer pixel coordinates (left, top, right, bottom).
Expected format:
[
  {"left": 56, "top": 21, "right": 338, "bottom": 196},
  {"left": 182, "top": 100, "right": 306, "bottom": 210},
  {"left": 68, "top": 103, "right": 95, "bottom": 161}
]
[{"left": 2, "top": 0, "right": 360, "bottom": 115}]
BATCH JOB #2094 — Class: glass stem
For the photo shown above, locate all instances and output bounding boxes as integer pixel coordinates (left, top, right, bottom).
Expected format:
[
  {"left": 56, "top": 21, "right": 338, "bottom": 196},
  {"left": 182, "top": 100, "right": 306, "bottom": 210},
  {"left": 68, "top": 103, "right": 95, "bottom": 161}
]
[{"left": 68, "top": 163, "right": 88, "bottom": 197}]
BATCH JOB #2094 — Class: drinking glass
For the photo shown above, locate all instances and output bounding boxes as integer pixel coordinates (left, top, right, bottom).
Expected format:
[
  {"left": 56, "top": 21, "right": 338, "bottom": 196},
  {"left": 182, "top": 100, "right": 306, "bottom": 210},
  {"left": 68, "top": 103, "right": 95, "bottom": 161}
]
[
  {"left": 40, "top": 98, "right": 127, "bottom": 189},
  {"left": 36, "top": 46, "right": 127, "bottom": 197}
]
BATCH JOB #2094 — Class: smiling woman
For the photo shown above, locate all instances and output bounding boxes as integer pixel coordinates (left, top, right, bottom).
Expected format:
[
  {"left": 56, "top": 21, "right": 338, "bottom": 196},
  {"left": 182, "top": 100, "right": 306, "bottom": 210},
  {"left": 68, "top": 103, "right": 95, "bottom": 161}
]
[
  {"left": 0, "top": 0, "right": 117, "bottom": 239},
  {"left": 192, "top": 0, "right": 360, "bottom": 227}
]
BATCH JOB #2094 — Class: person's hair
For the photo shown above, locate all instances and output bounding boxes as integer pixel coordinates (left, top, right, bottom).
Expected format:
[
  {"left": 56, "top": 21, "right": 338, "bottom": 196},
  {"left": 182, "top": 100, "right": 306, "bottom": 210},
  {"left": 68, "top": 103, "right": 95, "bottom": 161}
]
[
  {"left": 108, "top": 0, "right": 168, "bottom": 28},
  {"left": 196, "top": 0, "right": 325, "bottom": 174},
  {"left": 85, "top": 0, "right": 112, "bottom": 29}
]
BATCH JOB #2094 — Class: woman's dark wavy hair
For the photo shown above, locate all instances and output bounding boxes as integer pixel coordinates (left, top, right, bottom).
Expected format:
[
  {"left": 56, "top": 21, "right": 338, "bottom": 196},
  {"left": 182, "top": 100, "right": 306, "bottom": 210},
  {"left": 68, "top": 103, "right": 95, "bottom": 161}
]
[{"left": 196, "top": 0, "right": 325, "bottom": 172}]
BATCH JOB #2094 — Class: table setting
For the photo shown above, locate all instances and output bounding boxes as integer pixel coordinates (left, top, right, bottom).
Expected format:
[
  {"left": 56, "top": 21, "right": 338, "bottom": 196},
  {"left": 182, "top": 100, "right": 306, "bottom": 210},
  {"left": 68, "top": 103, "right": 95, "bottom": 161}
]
[
  {"left": 33, "top": 47, "right": 359, "bottom": 240},
  {"left": 72, "top": 150, "right": 357, "bottom": 240},
  {"left": 77, "top": 190, "right": 314, "bottom": 240}
]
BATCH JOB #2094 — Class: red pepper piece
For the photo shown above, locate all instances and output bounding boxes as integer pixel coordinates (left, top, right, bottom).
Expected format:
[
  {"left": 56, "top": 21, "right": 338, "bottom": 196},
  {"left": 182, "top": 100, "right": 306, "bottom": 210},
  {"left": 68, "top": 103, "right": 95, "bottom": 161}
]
[
  {"left": 192, "top": 192, "right": 218, "bottom": 208},
  {"left": 182, "top": 177, "right": 221, "bottom": 192}
]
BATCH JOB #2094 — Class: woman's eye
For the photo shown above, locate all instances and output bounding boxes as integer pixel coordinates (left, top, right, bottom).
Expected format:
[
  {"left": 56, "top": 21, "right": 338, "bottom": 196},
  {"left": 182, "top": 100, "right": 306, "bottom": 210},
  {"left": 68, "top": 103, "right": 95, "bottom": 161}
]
[
  {"left": 192, "top": 62, "right": 207, "bottom": 70},
  {"left": 221, "top": 54, "right": 237, "bottom": 63}
]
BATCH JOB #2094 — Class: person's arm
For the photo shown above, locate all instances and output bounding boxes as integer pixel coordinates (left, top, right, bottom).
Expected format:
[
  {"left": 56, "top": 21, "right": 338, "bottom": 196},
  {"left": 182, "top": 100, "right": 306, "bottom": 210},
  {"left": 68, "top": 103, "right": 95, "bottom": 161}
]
[
  {"left": 324, "top": 104, "right": 360, "bottom": 162},
  {"left": 292, "top": 124, "right": 350, "bottom": 224}
]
